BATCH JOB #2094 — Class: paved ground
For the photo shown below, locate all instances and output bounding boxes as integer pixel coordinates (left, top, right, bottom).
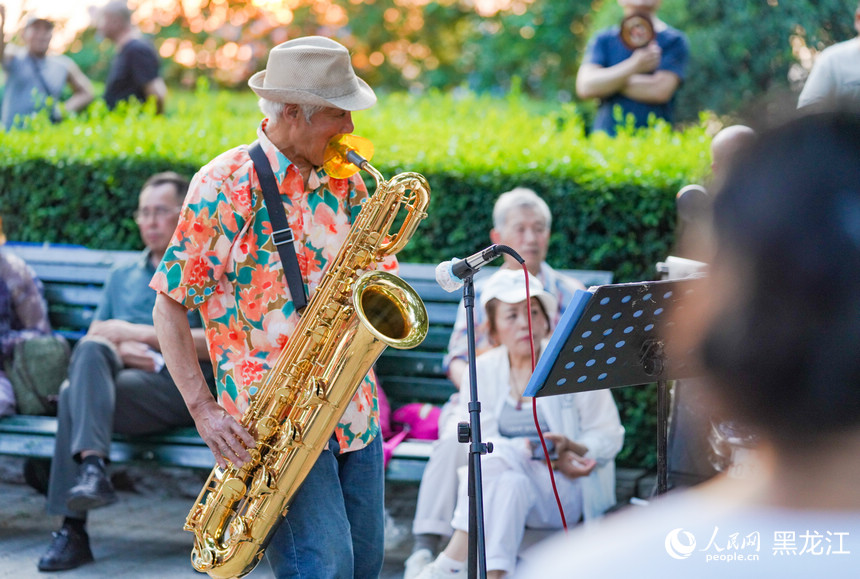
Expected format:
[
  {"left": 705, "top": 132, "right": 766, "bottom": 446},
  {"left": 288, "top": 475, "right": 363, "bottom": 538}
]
[{"left": 0, "top": 456, "right": 417, "bottom": 578}]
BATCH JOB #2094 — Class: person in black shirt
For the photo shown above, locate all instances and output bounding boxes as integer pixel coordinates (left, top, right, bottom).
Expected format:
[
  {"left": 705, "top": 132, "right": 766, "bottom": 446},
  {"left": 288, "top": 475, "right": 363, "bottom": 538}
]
[{"left": 97, "top": 1, "right": 166, "bottom": 114}]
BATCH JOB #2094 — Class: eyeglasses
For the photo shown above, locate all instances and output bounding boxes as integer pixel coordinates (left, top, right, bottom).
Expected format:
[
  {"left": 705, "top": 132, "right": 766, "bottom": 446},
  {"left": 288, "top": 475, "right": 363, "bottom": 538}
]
[{"left": 134, "top": 206, "right": 180, "bottom": 222}]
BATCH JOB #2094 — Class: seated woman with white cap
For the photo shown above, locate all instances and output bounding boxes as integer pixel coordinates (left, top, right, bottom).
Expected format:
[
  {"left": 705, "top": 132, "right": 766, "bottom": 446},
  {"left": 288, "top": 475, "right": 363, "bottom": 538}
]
[{"left": 416, "top": 269, "right": 624, "bottom": 579}]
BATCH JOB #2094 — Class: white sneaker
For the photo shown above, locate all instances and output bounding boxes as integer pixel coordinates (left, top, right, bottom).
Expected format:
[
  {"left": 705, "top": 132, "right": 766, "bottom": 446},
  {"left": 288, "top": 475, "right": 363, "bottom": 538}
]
[
  {"left": 412, "top": 557, "right": 465, "bottom": 579},
  {"left": 404, "top": 548, "right": 435, "bottom": 579}
]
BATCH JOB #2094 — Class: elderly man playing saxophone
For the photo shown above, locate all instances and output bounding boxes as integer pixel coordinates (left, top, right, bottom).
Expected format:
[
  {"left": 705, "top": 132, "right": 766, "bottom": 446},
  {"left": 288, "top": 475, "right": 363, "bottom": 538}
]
[{"left": 151, "top": 37, "right": 396, "bottom": 578}]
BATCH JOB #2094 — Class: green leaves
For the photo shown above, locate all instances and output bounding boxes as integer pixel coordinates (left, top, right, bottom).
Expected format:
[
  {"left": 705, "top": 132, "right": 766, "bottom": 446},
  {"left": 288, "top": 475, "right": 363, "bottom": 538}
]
[{"left": 1, "top": 87, "right": 709, "bottom": 277}]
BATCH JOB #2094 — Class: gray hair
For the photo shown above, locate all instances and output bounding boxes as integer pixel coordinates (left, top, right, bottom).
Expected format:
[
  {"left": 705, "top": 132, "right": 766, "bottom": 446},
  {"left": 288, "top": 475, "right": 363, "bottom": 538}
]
[
  {"left": 258, "top": 98, "right": 325, "bottom": 125},
  {"left": 492, "top": 187, "right": 552, "bottom": 231}
]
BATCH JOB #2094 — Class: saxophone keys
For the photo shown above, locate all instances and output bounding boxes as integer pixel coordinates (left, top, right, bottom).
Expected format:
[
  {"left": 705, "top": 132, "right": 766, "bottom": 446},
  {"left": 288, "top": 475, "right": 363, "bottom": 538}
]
[
  {"left": 296, "top": 377, "right": 328, "bottom": 408},
  {"left": 256, "top": 416, "right": 279, "bottom": 439},
  {"left": 249, "top": 466, "right": 275, "bottom": 496},
  {"left": 278, "top": 420, "right": 303, "bottom": 449}
]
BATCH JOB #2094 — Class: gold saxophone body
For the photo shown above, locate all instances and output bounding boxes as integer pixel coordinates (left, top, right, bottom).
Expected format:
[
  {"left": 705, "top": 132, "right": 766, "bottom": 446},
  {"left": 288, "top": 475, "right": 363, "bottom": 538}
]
[{"left": 185, "top": 135, "right": 430, "bottom": 578}]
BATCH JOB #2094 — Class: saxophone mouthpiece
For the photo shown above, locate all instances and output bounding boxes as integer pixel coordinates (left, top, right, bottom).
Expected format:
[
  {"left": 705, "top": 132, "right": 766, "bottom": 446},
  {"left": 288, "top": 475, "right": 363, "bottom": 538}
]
[{"left": 323, "top": 134, "right": 375, "bottom": 179}]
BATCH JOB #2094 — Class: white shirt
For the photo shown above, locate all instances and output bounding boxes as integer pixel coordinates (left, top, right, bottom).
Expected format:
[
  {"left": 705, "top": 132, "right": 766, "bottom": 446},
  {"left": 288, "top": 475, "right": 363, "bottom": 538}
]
[
  {"left": 453, "top": 345, "right": 625, "bottom": 521},
  {"left": 798, "top": 38, "right": 860, "bottom": 110}
]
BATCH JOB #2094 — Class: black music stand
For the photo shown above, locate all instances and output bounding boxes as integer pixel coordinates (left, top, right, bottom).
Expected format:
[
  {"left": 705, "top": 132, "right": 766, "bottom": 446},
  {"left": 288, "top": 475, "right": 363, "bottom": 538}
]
[{"left": 524, "top": 277, "right": 705, "bottom": 494}]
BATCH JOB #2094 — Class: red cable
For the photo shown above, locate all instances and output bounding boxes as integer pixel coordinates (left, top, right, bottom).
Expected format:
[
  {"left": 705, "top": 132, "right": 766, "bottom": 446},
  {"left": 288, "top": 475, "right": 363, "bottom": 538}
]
[{"left": 522, "top": 263, "right": 568, "bottom": 532}]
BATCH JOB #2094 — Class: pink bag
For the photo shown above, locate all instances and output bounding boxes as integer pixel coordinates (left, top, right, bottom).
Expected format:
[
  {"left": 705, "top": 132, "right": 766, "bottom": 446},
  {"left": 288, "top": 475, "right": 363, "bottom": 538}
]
[
  {"left": 392, "top": 403, "right": 441, "bottom": 441},
  {"left": 378, "top": 386, "right": 441, "bottom": 468}
]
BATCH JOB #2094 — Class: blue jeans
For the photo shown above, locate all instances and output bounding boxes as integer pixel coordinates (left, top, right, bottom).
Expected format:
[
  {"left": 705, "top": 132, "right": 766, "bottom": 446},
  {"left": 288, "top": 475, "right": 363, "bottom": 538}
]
[{"left": 265, "top": 435, "right": 384, "bottom": 578}]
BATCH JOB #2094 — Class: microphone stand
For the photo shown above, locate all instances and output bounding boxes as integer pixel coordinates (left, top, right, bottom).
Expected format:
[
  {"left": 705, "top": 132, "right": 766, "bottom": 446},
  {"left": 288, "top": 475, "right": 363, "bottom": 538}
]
[
  {"left": 455, "top": 244, "right": 523, "bottom": 579},
  {"left": 460, "top": 272, "right": 490, "bottom": 579}
]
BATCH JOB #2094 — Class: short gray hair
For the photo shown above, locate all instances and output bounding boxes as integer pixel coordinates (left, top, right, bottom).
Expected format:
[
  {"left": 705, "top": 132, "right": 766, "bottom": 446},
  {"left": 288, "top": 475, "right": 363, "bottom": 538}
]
[
  {"left": 492, "top": 187, "right": 552, "bottom": 231},
  {"left": 258, "top": 98, "right": 325, "bottom": 125}
]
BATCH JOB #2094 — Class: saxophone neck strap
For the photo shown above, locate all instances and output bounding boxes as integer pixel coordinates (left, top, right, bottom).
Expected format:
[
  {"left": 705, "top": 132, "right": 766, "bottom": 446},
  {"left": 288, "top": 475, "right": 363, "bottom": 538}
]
[{"left": 248, "top": 140, "right": 308, "bottom": 313}]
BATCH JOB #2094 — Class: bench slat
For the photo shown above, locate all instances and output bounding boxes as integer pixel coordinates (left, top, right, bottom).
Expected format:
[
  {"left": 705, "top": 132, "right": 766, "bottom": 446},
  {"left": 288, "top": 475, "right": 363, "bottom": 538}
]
[
  {"left": 50, "top": 310, "right": 96, "bottom": 333},
  {"left": 376, "top": 350, "right": 446, "bottom": 377},
  {"left": 380, "top": 376, "right": 456, "bottom": 406},
  {"left": 43, "top": 285, "right": 104, "bottom": 308},
  {"left": 424, "top": 302, "right": 458, "bottom": 327}
]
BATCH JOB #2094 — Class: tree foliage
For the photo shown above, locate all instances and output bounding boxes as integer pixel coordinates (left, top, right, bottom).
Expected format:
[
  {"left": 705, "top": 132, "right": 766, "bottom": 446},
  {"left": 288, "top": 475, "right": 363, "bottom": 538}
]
[
  {"left": 61, "top": 0, "right": 855, "bottom": 123},
  {"left": 65, "top": 0, "right": 598, "bottom": 98},
  {"left": 667, "top": 0, "right": 856, "bottom": 123}
]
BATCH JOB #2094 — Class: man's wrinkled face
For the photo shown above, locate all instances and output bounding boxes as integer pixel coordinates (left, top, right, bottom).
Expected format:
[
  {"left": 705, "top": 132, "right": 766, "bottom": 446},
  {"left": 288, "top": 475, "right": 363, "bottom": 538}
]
[
  {"left": 492, "top": 207, "right": 550, "bottom": 273},
  {"left": 135, "top": 183, "right": 182, "bottom": 256},
  {"left": 293, "top": 106, "right": 355, "bottom": 169}
]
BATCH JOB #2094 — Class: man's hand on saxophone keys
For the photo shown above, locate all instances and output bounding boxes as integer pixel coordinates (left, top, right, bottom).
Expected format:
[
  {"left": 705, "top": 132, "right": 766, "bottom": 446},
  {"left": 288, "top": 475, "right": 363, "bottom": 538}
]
[{"left": 192, "top": 398, "right": 256, "bottom": 469}]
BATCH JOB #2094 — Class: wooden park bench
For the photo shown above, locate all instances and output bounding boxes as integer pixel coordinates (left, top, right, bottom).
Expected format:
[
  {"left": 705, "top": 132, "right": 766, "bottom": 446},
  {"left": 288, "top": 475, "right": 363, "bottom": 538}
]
[{"left": 0, "top": 242, "right": 614, "bottom": 484}]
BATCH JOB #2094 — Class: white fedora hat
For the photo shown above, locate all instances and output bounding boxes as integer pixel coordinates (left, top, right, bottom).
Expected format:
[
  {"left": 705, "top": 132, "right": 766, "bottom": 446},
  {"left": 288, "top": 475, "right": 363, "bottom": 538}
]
[{"left": 248, "top": 36, "right": 377, "bottom": 111}]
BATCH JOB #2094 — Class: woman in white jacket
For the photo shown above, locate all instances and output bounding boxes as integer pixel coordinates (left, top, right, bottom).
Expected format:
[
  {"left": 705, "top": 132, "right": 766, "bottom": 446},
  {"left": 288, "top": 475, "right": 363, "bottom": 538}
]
[{"left": 417, "top": 269, "right": 625, "bottom": 579}]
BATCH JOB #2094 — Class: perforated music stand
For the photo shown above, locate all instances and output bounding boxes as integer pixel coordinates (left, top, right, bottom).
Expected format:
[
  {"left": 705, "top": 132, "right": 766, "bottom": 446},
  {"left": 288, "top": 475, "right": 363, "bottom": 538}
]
[{"left": 524, "top": 276, "right": 705, "bottom": 494}]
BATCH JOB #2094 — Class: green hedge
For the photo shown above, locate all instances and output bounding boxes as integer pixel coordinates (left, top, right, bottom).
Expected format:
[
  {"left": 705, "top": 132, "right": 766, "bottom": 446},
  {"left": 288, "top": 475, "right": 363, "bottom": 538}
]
[{"left": 0, "top": 86, "right": 711, "bottom": 469}]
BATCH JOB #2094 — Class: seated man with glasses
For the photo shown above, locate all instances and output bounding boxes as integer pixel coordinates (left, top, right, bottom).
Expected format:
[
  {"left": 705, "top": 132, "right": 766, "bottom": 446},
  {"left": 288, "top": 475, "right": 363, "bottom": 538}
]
[{"left": 37, "top": 172, "right": 211, "bottom": 572}]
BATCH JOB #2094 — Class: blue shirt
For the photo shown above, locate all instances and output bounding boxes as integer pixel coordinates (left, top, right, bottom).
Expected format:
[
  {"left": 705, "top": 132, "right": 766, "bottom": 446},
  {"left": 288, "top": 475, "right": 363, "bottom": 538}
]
[
  {"left": 96, "top": 250, "right": 200, "bottom": 329},
  {"left": 1, "top": 52, "right": 70, "bottom": 130},
  {"left": 584, "top": 25, "right": 689, "bottom": 136}
]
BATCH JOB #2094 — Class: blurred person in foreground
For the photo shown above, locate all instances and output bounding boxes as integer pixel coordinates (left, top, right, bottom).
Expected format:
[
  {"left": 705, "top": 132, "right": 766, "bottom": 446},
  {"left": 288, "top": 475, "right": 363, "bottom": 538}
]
[
  {"left": 518, "top": 111, "right": 860, "bottom": 577},
  {"left": 151, "top": 36, "right": 394, "bottom": 577},
  {"left": 0, "top": 8, "right": 94, "bottom": 130},
  {"left": 667, "top": 123, "right": 757, "bottom": 489},
  {"left": 575, "top": 0, "right": 689, "bottom": 136},
  {"left": 406, "top": 189, "right": 586, "bottom": 576},
  {"left": 37, "top": 173, "right": 209, "bottom": 572},
  {"left": 96, "top": 1, "right": 166, "bottom": 114},
  {"left": 415, "top": 269, "right": 623, "bottom": 578},
  {"left": 797, "top": 1, "right": 860, "bottom": 112}
]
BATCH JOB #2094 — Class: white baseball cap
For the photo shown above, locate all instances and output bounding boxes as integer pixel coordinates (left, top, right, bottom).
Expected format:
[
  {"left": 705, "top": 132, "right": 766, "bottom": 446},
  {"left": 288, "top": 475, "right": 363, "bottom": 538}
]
[{"left": 480, "top": 269, "right": 557, "bottom": 318}]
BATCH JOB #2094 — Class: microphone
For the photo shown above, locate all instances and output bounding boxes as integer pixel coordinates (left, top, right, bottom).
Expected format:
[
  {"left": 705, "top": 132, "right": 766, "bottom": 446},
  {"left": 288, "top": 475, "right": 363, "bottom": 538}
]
[{"left": 435, "top": 244, "right": 522, "bottom": 292}]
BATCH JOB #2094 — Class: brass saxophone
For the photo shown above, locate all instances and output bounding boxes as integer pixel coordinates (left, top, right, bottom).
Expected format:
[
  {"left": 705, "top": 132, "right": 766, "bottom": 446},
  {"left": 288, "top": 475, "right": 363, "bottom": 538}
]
[{"left": 184, "top": 134, "right": 430, "bottom": 578}]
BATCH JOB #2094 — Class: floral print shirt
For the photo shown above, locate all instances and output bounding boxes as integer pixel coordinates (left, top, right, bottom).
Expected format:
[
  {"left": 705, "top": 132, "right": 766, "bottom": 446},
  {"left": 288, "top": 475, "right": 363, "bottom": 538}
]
[{"left": 151, "top": 121, "right": 397, "bottom": 452}]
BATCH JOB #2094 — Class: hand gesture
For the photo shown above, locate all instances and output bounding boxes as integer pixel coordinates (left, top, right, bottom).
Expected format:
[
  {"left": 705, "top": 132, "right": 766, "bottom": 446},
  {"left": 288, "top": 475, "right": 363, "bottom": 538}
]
[
  {"left": 191, "top": 398, "right": 257, "bottom": 469},
  {"left": 629, "top": 41, "right": 662, "bottom": 74},
  {"left": 555, "top": 450, "right": 597, "bottom": 480},
  {"left": 542, "top": 432, "right": 597, "bottom": 479}
]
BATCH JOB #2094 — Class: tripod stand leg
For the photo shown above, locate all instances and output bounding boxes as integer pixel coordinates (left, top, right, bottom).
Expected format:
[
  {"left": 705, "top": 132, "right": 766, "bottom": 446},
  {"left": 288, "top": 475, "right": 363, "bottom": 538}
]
[{"left": 657, "top": 379, "right": 669, "bottom": 494}]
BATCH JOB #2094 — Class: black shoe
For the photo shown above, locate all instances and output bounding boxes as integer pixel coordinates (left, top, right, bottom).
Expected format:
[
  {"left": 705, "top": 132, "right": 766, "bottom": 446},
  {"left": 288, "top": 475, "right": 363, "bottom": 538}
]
[
  {"left": 37, "top": 527, "right": 95, "bottom": 572},
  {"left": 66, "top": 464, "right": 118, "bottom": 512}
]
